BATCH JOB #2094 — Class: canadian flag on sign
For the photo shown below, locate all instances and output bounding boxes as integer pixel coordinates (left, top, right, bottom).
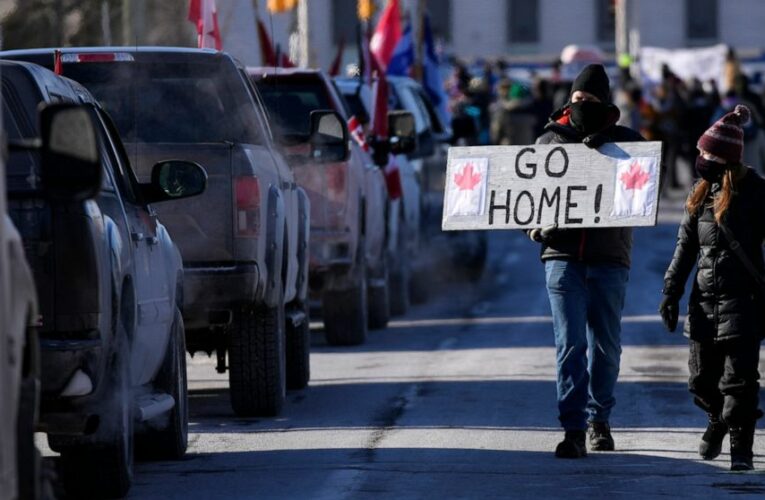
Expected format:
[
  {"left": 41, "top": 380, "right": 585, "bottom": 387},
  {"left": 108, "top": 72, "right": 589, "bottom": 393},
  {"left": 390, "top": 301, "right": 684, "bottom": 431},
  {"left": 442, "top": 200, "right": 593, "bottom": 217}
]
[
  {"left": 611, "top": 157, "right": 659, "bottom": 217},
  {"left": 446, "top": 158, "right": 488, "bottom": 217}
]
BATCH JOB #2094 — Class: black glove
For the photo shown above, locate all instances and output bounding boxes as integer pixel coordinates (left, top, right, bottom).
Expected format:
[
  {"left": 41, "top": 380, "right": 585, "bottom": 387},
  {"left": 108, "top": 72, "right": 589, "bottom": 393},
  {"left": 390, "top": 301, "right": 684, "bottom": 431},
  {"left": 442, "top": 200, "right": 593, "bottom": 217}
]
[
  {"left": 529, "top": 224, "right": 559, "bottom": 243},
  {"left": 659, "top": 294, "right": 679, "bottom": 333},
  {"left": 583, "top": 133, "right": 608, "bottom": 149}
]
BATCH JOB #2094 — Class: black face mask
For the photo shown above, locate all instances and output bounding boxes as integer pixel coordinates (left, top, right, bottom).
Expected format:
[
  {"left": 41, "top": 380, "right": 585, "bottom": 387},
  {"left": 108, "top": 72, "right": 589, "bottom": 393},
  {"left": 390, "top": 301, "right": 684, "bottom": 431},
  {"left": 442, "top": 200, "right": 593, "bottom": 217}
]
[
  {"left": 695, "top": 156, "right": 726, "bottom": 183},
  {"left": 569, "top": 101, "right": 611, "bottom": 135}
]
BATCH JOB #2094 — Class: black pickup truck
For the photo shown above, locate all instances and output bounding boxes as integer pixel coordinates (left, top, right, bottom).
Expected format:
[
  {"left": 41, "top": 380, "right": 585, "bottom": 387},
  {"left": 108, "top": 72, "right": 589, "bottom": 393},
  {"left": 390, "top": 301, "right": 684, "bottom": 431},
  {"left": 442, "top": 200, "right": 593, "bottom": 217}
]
[{"left": 2, "top": 60, "right": 206, "bottom": 498}]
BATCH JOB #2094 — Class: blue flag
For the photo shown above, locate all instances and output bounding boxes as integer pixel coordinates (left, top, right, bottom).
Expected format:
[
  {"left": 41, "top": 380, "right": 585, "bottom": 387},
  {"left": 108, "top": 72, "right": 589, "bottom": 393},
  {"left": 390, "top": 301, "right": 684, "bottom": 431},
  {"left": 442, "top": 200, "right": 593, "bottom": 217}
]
[
  {"left": 387, "top": 15, "right": 450, "bottom": 124},
  {"left": 387, "top": 22, "right": 414, "bottom": 77}
]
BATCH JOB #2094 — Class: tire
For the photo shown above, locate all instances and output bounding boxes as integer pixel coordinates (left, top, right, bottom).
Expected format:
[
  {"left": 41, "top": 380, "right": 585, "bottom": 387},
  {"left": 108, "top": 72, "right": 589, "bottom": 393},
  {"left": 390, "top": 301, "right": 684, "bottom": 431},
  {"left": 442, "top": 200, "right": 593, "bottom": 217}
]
[
  {"left": 389, "top": 260, "right": 410, "bottom": 316},
  {"left": 136, "top": 308, "right": 188, "bottom": 460},
  {"left": 323, "top": 281, "right": 368, "bottom": 346},
  {"left": 367, "top": 267, "right": 390, "bottom": 330},
  {"left": 60, "top": 322, "right": 133, "bottom": 499},
  {"left": 285, "top": 300, "right": 310, "bottom": 390},
  {"left": 17, "top": 327, "right": 40, "bottom": 500},
  {"left": 228, "top": 302, "right": 286, "bottom": 417}
]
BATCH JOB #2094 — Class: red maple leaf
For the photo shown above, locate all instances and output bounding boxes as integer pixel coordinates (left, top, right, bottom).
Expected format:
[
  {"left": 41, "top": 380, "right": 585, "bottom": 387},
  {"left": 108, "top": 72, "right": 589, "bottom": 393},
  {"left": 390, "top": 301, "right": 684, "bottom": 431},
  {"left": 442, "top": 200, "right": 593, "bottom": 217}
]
[
  {"left": 454, "top": 163, "right": 482, "bottom": 191},
  {"left": 620, "top": 161, "right": 650, "bottom": 190}
]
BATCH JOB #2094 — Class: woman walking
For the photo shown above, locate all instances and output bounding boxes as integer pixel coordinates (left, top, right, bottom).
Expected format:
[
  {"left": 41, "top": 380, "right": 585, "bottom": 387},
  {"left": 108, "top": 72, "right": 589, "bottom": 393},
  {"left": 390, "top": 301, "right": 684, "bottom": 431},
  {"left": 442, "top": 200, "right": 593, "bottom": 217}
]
[{"left": 660, "top": 104, "right": 763, "bottom": 471}]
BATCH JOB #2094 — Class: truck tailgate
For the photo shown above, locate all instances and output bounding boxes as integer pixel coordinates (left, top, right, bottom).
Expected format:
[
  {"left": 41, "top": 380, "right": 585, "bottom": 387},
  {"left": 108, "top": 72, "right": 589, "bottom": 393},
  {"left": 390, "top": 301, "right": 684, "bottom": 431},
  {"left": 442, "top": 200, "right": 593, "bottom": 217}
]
[{"left": 126, "top": 142, "right": 234, "bottom": 263}]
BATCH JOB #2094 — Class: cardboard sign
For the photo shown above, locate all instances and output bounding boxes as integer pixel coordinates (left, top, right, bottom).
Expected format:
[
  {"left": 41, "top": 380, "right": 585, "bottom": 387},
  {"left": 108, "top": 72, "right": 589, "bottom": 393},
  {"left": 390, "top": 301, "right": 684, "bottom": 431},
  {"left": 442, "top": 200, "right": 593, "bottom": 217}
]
[{"left": 442, "top": 142, "right": 663, "bottom": 231}]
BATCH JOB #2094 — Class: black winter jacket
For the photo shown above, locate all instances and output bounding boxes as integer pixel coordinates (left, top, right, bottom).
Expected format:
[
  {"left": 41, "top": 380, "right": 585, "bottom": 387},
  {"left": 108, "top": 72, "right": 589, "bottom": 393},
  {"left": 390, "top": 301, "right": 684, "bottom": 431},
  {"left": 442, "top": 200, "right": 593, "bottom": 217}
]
[
  {"left": 663, "top": 167, "right": 765, "bottom": 341},
  {"left": 533, "top": 118, "right": 645, "bottom": 268}
]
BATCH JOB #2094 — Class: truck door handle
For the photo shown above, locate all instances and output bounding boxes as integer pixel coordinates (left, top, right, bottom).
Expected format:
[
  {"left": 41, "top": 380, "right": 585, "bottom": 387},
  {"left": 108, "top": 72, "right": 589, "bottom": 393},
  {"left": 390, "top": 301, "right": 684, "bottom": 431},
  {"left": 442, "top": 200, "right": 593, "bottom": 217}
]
[
  {"left": 146, "top": 236, "right": 159, "bottom": 245},
  {"left": 131, "top": 232, "right": 145, "bottom": 242}
]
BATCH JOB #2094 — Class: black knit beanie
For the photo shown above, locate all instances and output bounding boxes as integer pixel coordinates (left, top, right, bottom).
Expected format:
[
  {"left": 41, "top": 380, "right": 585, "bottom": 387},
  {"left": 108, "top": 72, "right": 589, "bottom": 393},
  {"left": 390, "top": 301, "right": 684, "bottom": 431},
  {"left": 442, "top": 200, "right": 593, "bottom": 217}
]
[{"left": 571, "top": 64, "right": 611, "bottom": 102}]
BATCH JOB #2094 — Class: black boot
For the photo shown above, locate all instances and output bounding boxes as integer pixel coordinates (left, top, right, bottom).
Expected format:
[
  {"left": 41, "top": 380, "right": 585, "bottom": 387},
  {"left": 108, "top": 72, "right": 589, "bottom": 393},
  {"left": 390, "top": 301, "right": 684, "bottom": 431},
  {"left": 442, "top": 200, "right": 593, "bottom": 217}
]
[
  {"left": 588, "top": 421, "right": 615, "bottom": 451},
  {"left": 555, "top": 430, "right": 587, "bottom": 458},
  {"left": 699, "top": 417, "right": 728, "bottom": 460},
  {"left": 729, "top": 424, "right": 755, "bottom": 471}
]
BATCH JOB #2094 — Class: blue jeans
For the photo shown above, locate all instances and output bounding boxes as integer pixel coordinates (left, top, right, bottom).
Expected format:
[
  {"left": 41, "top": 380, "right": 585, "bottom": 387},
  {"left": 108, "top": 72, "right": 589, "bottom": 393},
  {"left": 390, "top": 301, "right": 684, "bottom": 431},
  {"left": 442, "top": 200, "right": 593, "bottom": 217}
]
[{"left": 544, "top": 260, "right": 629, "bottom": 430}]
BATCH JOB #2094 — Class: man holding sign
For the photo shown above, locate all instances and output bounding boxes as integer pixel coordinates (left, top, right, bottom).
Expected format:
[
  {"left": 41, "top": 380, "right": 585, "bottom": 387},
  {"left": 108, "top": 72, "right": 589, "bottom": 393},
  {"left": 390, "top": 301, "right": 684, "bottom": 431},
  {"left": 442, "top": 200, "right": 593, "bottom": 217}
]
[
  {"left": 443, "top": 64, "right": 657, "bottom": 459},
  {"left": 530, "top": 65, "right": 646, "bottom": 458}
]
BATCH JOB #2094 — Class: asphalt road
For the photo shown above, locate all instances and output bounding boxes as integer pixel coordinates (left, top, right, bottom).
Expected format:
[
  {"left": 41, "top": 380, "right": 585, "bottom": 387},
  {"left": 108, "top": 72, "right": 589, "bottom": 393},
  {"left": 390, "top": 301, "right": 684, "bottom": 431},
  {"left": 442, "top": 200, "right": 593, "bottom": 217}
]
[{"left": 48, "top": 195, "right": 765, "bottom": 499}]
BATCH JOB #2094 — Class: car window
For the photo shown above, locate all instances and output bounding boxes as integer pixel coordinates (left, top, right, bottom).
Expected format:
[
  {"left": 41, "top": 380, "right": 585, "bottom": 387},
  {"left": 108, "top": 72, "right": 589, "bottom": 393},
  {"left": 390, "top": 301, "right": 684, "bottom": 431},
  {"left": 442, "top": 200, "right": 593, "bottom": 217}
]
[
  {"left": 256, "top": 80, "right": 333, "bottom": 141},
  {"left": 2, "top": 74, "right": 42, "bottom": 192},
  {"left": 398, "top": 85, "right": 429, "bottom": 134},
  {"left": 416, "top": 88, "right": 445, "bottom": 134},
  {"left": 93, "top": 108, "right": 140, "bottom": 204},
  {"left": 61, "top": 59, "right": 265, "bottom": 145}
]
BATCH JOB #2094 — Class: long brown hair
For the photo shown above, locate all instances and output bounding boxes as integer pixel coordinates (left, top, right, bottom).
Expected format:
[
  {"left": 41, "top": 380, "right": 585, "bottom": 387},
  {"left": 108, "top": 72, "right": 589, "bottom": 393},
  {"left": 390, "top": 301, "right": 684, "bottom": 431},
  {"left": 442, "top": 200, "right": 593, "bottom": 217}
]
[{"left": 686, "top": 165, "right": 744, "bottom": 223}]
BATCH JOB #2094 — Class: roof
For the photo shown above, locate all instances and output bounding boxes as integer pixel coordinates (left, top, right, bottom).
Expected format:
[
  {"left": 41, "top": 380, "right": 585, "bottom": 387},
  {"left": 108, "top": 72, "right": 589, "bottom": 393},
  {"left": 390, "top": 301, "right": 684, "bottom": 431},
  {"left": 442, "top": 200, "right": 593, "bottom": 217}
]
[{"left": 246, "top": 66, "right": 323, "bottom": 77}]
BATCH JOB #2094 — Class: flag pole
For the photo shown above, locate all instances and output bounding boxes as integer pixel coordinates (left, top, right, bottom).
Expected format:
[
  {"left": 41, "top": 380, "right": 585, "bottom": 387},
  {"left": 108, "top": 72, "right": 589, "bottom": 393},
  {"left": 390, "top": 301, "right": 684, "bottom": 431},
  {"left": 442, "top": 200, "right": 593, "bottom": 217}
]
[{"left": 412, "top": 0, "right": 424, "bottom": 82}]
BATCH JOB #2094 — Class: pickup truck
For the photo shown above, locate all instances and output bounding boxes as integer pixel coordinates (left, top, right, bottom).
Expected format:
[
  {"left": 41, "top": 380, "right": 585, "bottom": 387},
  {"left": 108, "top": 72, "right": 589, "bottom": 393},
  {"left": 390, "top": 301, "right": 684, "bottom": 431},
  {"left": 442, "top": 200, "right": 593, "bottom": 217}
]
[
  {"left": 387, "top": 76, "right": 487, "bottom": 281},
  {"left": 1, "top": 60, "right": 206, "bottom": 498},
  {"left": 250, "top": 67, "right": 391, "bottom": 344},
  {"left": 334, "top": 76, "right": 425, "bottom": 313},
  {"left": 2, "top": 48, "right": 313, "bottom": 416}
]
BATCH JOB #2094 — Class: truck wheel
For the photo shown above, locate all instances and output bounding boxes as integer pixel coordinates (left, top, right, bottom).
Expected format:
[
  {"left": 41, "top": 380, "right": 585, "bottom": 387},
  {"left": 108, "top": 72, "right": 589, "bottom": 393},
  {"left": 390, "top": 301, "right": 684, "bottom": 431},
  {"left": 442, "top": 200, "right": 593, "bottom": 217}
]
[
  {"left": 136, "top": 308, "right": 188, "bottom": 460},
  {"left": 285, "top": 300, "right": 310, "bottom": 390},
  {"left": 389, "top": 260, "right": 410, "bottom": 316},
  {"left": 367, "top": 268, "right": 390, "bottom": 330},
  {"left": 61, "top": 323, "right": 133, "bottom": 499},
  {"left": 323, "top": 279, "right": 368, "bottom": 346},
  {"left": 228, "top": 302, "right": 286, "bottom": 417},
  {"left": 17, "top": 327, "right": 40, "bottom": 500}
]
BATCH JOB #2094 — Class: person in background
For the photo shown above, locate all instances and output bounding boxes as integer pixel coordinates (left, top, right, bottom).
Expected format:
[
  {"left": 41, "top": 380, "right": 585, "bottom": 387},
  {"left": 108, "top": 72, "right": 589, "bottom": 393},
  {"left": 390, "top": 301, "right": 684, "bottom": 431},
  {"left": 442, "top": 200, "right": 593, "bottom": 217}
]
[
  {"left": 660, "top": 104, "right": 764, "bottom": 471},
  {"left": 527, "top": 64, "right": 644, "bottom": 459}
]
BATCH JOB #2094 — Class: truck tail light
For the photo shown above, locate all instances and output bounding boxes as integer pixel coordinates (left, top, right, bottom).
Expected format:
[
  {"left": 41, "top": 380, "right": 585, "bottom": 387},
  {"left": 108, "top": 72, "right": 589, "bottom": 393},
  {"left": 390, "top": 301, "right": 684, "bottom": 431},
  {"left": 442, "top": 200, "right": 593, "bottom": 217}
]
[
  {"left": 61, "top": 52, "right": 134, "bottom": 63},
  {"left": 235, "top": 177, "right": 260, "bottom": 238}
]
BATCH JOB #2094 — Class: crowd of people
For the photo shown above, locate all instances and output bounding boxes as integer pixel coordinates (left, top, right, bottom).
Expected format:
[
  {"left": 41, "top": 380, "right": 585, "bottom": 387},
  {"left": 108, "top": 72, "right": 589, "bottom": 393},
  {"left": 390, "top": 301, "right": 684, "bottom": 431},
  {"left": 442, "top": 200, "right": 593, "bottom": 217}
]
[{"left": 444, "top": 49, "right": 765, "bottom": 195}]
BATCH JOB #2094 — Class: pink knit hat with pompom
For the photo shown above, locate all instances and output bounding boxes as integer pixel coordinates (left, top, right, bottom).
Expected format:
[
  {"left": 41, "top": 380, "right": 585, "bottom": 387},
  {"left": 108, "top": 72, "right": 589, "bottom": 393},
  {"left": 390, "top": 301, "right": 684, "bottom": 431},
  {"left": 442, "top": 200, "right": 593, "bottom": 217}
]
[{"left": 697, "top": 104, "right": 751, "bottom": 163}]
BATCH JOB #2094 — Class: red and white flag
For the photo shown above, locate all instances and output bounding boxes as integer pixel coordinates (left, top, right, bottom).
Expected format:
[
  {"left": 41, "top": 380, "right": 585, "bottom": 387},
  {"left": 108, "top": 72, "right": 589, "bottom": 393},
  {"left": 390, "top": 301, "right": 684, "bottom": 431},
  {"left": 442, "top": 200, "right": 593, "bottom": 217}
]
[
  {"left": 370, "top": 0, "right": 402, "bottom": 70},
  {"left": 188, "top": 0, "right": 222, "bottom": 50},
  {"left": 446, "top": 158, "right": 488, "bottom": 217},
  {"left": 347, "top": 115, "right": 370, "bottom": 152},
  {"left": 611, "top": 157, "right": 659, "bottom": 217}
]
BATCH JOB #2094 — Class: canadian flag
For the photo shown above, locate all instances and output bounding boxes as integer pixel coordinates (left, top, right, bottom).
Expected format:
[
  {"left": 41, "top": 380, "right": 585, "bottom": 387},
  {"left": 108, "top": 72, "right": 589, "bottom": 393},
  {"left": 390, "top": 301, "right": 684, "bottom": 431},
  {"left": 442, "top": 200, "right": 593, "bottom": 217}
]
[
  {"left": 446, "top": 158, "right": 488, "bottom": 217},
  {"left": 611, "top": 157, "right": 658, "bottom": 217},
  {"left": 370, "top": 0, "right": 402, "bottom": 69},
  {"left": 347, "top": 115, "right": 370, "bottom": 152},
  {"left": 188, "top": 0, "right": 222, "bottom": 50}
]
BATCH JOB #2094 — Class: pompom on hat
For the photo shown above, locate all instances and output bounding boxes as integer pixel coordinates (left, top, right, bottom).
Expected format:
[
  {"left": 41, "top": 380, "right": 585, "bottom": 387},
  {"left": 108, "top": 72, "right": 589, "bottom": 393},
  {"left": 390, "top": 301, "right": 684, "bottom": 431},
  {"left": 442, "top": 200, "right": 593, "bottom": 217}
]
[{"left": 697, "top": 104, "right": 751, "bottom": 163}]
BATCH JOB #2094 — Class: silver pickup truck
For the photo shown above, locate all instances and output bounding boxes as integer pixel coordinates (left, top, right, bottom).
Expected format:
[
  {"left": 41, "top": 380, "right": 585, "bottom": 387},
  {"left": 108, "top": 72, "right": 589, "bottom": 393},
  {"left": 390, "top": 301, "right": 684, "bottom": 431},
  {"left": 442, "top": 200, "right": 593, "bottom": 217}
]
[
  {"left": 250, "top": 67, "right": 392, "bottom": 345},
  {"left": 2, "top": 47, "right": 313, "bottom": 417}
]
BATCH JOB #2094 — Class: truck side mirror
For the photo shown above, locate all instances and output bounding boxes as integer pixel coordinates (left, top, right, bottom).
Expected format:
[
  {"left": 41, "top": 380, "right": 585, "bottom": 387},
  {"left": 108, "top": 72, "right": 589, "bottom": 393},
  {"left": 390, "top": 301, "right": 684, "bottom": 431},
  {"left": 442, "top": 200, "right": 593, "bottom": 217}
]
[
  {"left": 309, "top": 110, "right": 350, "bottom": 163},
  {"left": 39, "top": 104, "right": 102, "bottom": 201},
  {"left": 388, "top": 111, "right": 416, "bottom": 155},
  {"left": 143, "top": 160, "right": 208, "bottom": 204}
]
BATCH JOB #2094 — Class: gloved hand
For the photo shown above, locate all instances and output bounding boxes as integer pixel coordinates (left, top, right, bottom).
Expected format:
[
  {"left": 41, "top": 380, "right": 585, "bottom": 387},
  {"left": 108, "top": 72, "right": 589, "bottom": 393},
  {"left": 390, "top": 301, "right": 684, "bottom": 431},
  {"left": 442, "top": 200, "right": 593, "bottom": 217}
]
[
  {"left": 528, "top": 224, "right": 559, "bottom": 244},
  {"left": 583, "top": 133, "right": 608, "bottom": 149},
  {"left": 659, "top": 294, "right": 679, "bottom": 332}
]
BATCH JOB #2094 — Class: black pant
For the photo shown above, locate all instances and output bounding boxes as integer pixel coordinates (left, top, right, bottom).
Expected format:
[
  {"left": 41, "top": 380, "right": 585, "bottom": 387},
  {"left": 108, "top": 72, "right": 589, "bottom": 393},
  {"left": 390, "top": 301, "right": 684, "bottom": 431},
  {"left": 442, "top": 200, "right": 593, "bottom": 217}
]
[{"left": 688, "top": 336, "right": 762, "bottom": 427}]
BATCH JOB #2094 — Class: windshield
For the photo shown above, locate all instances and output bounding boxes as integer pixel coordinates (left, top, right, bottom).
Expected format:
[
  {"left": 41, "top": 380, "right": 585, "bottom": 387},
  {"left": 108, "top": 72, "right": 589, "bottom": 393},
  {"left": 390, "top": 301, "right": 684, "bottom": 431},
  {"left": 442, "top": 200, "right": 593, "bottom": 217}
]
[
  {"left": 256, "top": 80, "right": 333, "bottom": 141},
  {"left": 61, "top": 59, "right": 264, "bottom": 144}
]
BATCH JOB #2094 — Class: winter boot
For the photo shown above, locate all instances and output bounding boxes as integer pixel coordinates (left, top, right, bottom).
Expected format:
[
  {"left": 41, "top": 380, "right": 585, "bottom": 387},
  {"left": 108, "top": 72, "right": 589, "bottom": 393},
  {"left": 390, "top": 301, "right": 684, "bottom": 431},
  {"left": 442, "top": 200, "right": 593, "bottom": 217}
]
[
  {"left": 699, "top": 417, "right": 728, "bottom": 460},
  {"left": 729, "top": 424, "right": 755, "bottom": 471},
  {"left": 588, "top": 421, "right": 615, "bottom": 451},
  {"left": 555, "top": 430, "right": 587, "bottom": 459}
]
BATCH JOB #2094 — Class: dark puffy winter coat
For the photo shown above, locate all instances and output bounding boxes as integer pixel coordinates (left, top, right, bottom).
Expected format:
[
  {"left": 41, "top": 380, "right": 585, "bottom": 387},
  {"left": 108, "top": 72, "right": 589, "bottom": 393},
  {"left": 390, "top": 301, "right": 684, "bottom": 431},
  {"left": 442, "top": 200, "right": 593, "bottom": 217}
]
[
  {"left": 663, "top": 167, "right": 765, "bottom": 341},
  {"left": 533, "top": 115, "right": 645, "bottom": 268}
]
